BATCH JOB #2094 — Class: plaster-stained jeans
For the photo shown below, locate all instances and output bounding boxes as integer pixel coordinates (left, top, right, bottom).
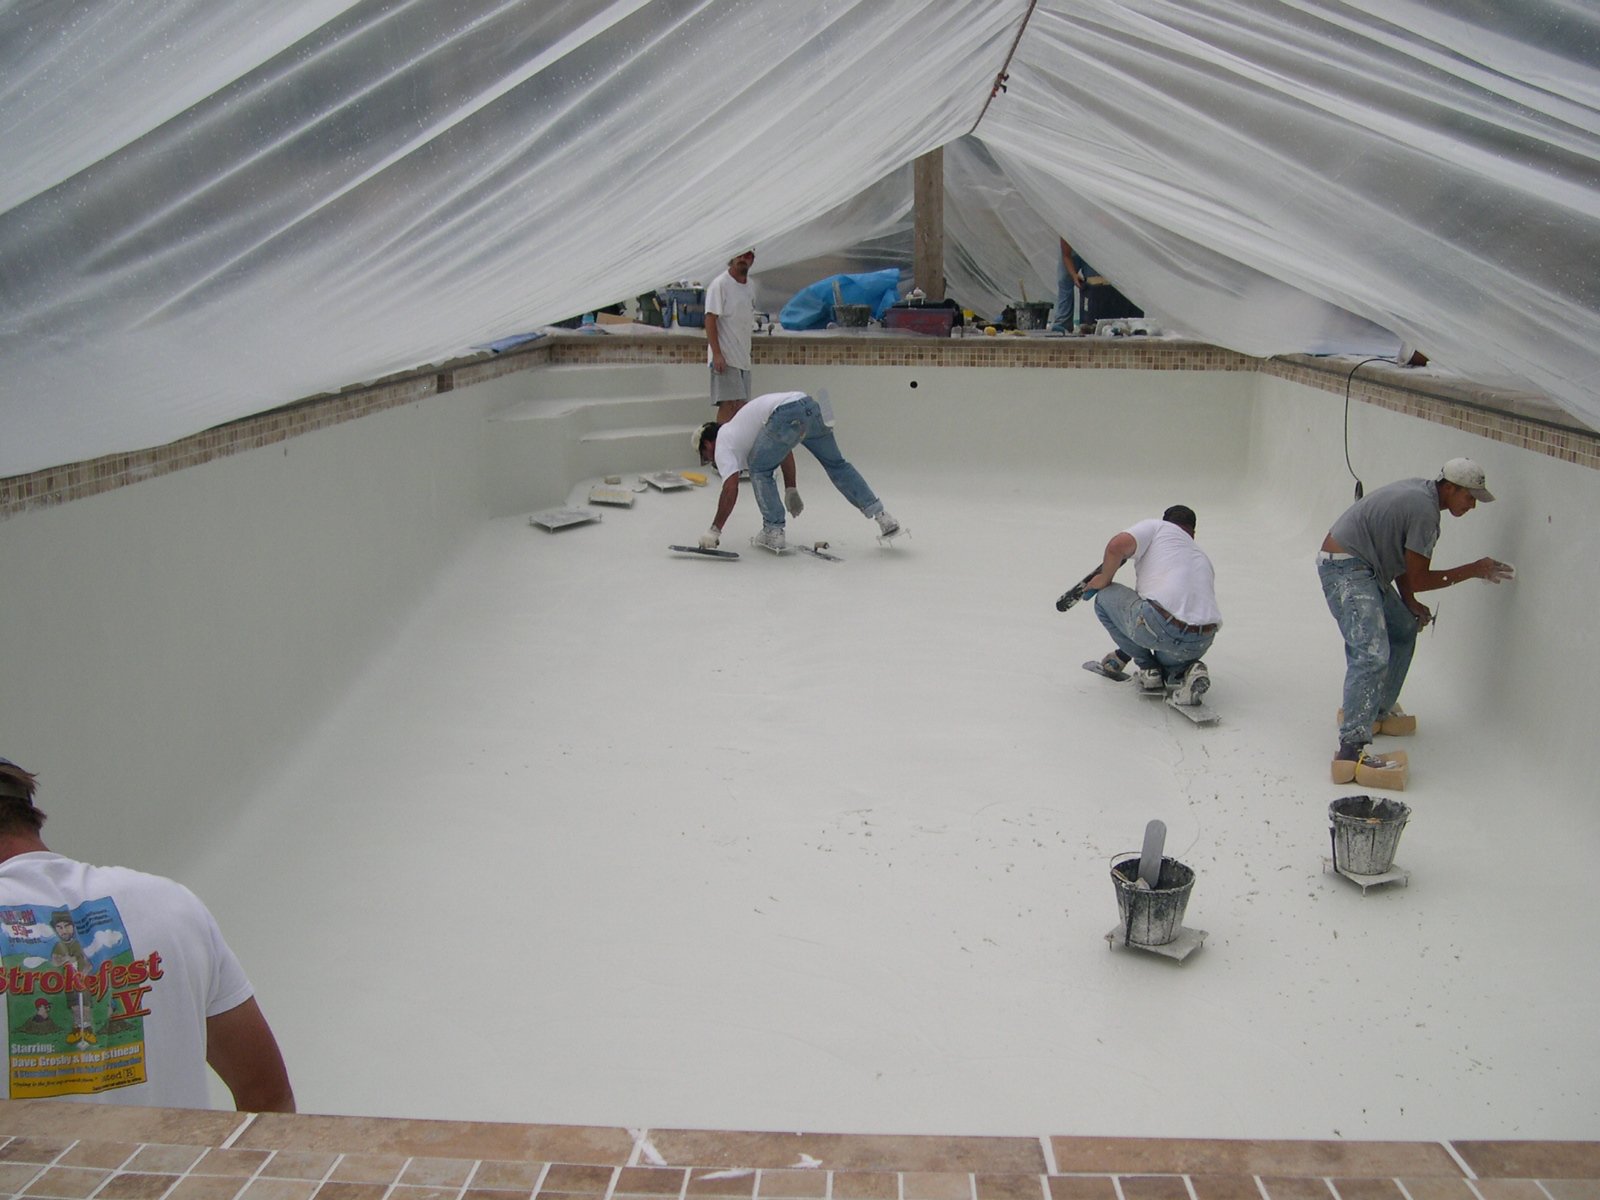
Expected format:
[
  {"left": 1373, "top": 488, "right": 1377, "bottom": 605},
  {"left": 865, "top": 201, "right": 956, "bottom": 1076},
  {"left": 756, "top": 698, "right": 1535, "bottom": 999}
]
[
  {"left": 747, "top": 396, "right": 882, "bottom": 530},
  {"left": 1052, "top": 254, "right": 1075, "bottom": 330},
  {"left": 1318, "top": 555, "right": 1418, "bottom": 747},
  {"left": 1093, "top": 583, "right": 1215, "bottom": 682}
]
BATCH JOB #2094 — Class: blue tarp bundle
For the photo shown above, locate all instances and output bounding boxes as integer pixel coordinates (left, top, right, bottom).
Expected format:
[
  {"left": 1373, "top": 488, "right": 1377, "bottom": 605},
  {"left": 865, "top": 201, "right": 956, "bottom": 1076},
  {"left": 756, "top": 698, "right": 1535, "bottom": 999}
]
[{"left": 779, "top": 269, "right": 902, "bottom": 330}]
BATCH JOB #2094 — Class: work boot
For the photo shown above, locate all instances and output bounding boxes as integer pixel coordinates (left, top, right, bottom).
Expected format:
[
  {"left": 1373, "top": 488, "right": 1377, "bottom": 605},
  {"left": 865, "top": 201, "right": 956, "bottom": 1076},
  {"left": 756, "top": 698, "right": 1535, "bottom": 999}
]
[
  {"left": 1098, "top": 650, "right": 1132, "bottom": 678},
  {"left": 750, "top": 525, "right": 787, "bottom": 552},
  {"left": 1167, "top": 661, "right": 1210, "bottom": 706},
  {"left": 875, "top": 511, "right": 902, "bottom": 539},
  {"left": 1135, "top": 667, "right": 1165, "bottom": 694},
  {"left": 1331, "top": 742, "right": 1408, "bottom": 789}
]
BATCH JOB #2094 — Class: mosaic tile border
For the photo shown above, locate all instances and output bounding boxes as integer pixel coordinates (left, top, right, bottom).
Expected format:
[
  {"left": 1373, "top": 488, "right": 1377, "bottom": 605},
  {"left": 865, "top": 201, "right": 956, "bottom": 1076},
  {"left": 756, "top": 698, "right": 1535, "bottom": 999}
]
[
  {"left": 0, "top": 1103, "right": 1596, "bottom": 1200},
  {"left": 4, "top": 334, "right": 1595, "bottom": 522}
]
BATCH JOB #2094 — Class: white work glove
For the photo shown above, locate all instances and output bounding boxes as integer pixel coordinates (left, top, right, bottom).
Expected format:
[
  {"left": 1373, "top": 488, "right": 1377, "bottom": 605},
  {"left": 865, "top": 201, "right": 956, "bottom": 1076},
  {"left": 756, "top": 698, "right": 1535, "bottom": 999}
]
[
  {"left": 784, "top": 487, "right": 804, "bottom": 517},
  {"left": 698, "top": 526, "right": 720, "bottom": 550}
]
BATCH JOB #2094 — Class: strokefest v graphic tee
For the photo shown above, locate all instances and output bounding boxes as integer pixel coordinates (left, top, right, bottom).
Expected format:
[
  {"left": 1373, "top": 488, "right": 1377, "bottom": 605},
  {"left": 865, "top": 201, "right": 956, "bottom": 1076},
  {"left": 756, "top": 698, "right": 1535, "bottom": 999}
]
[{"left": 0, "top": 852, "right": 253, "bottom": 1106}]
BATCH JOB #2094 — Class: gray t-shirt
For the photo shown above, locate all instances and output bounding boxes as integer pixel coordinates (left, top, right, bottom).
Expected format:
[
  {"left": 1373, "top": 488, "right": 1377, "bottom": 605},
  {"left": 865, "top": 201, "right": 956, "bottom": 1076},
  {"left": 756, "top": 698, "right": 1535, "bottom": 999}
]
[{"left": 1328, "top": 477, "right": 1441, "bottom": 586}]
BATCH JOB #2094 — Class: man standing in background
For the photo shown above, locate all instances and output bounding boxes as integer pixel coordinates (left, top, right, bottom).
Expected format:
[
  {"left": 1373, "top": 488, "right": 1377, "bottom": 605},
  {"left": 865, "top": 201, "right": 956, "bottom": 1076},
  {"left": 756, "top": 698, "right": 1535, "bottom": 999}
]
[{"left": 704, "top": 247, "right": 796, "bottom": 495}]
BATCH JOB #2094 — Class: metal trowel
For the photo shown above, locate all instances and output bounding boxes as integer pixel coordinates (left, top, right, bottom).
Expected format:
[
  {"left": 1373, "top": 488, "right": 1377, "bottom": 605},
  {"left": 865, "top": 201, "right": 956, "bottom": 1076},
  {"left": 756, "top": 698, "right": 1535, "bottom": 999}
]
[{"left": 1137, "top": 820, "right": 1166, "bottom": 890}]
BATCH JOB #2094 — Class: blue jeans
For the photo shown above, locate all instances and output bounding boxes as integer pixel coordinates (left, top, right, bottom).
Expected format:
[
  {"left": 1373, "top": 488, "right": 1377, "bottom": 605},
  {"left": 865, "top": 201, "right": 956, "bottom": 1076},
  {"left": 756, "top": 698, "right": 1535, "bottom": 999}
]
[
  {"left": 1052, "top": 255, "right": 1075, "bottom": 331},
  {"left": 1093, "top": 583, "right": 1215, "bottom": 682},
  {"left": 1318, "top": 556, "right": 1418, "bottom": 747},
  {"left": 748, "top": 397, "right": 882, "bottom": 530}
]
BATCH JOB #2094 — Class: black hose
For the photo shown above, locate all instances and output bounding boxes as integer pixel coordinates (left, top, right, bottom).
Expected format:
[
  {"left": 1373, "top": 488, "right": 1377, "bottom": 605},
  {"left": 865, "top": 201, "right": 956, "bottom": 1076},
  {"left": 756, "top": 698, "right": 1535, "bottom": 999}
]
[{"left": 1343, "top": 357, "right": 1388, "bottom": 501}]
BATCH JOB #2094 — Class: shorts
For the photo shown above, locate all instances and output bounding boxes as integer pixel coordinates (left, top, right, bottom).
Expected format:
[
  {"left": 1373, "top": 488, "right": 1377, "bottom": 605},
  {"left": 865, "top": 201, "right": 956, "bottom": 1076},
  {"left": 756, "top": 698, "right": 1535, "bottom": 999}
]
[{"left": 710, "top": 366, "right": 752, "bottom": 406}]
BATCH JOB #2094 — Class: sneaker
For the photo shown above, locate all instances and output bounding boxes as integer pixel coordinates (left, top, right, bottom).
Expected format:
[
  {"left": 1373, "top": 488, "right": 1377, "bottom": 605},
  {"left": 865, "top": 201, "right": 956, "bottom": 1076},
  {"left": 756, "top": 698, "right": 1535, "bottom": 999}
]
[
  {"left": 1135, "top": 667, "right": 1165, "bottom": 694},
  {"left": 1167, "top": 661, "right": 1210, "bottom": 706},
  {"left": 875, "top": 511, "right": 901, "bottom": 539},
  {"left": 751, "top": 526, "right": 786, "bottom": 552}
]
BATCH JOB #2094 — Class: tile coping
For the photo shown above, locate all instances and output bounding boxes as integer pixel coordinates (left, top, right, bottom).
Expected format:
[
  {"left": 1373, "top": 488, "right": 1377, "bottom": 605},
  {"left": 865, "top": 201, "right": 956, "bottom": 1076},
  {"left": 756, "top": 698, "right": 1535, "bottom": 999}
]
[
  {"left": 2, "top": 334, "right": 1595, "bottom": 522},
  {"left": 0, "top": 1103, "right": 1597, "bottom": 1200}
]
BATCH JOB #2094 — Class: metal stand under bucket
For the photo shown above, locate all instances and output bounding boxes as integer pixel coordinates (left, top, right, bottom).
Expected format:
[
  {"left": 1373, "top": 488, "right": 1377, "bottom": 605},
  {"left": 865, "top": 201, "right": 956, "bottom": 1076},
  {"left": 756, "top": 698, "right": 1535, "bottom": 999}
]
[
  {"left": 1326, "top": 795, "right": 1411, "bottom": 892},
  {"left": 1106, "top": 855, "right": 1206, "bottom": 960}
]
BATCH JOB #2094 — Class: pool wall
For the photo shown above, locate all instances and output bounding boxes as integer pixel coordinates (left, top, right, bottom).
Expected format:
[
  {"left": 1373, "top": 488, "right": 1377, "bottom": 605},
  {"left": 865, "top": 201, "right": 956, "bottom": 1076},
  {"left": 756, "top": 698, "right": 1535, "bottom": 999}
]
[{"left": 2, "top": 354, "right": 1592, "bottom": 876}]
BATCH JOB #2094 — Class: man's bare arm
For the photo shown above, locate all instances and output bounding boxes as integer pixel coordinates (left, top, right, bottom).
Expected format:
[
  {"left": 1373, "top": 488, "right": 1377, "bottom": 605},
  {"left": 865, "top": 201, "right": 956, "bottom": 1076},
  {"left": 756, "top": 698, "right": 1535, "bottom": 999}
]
[
  {"left": 704, "top": 312, "right": 725, "bottom": 372},
  {"left": 712, "top": 473, "right": 740, "bottom": 531},
  {"left": 1399, "top": 549, "right": 1514, "bottom": 624},
  {"left": 206, "top": 997, "right": 295, "bottom": 1113},
  {"left": 1087, "top": 531, "right": 1137, "bottom": 592}
]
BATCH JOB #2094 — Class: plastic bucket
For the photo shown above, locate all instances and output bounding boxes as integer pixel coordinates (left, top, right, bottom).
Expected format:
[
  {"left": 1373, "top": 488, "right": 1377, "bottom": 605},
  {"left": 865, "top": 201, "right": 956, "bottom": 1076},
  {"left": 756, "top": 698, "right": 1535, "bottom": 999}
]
[
  {"left": 1110, "top": 855, "right": 1195, "bottom": 945},
  {"left": 833, "top": 303, "right": 872, "bottom": 327},
  {"left": 1014, "top": 301, "right": 1053, "bottom": 330},
  {"left": 1329, "top": 795, "right": 1411, "bottom": 875}
]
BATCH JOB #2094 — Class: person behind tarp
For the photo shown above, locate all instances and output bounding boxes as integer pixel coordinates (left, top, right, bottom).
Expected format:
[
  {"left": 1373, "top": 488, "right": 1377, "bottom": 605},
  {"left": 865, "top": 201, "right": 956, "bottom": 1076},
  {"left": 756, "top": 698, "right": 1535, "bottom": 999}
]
[
  {"left": 0, "top": 759, "right": 295, "bottom": 1111},
  {"left": 1054, "top": 239, "right": 1142, "bottom": 329}
]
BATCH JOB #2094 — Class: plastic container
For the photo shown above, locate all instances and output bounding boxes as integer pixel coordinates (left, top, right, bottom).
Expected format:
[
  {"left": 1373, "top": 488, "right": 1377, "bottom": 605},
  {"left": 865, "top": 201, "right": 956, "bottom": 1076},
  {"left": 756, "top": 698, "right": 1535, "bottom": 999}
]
[
  {"left": 1014, "top": 301, "right": 1053, "bottom": 329},
  {"left": 1329, "top": 795, "right": 1411, "bottom": 875},
  {"left": 883, "top": 306, "right": 955, "bottom": 337},
  {"left": 1110, "top": 855, "right": 1195, "bottom": 946}
]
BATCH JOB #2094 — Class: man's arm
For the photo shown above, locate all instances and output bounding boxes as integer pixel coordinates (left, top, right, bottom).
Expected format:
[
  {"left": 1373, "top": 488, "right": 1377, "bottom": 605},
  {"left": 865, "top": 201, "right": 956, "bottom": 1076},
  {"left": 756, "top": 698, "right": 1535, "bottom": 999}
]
[
  {"left": 1086, "top": 531, "right": 1137, "bottom": 592},
  {"left": 705, "top": 312, "right": 725, "bottom": 373},
  {"left": 206, "top": 997, "right": 295, "bottom": 1113},
  {"left": 1398, "top": 549, "right": 1515, "bottom": 622},
  {"left": 1060, "top": 239, "right": 1086, "bottom": 290},
  {"left": 711, "top": 472, "right": 740, "bottom": 531}
]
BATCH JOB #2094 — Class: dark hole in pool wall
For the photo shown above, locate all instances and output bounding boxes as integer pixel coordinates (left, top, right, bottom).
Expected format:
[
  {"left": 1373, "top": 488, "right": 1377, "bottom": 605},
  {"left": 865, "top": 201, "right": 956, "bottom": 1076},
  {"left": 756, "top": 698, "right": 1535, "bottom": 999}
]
[{"left": 909, "top": 380, "right": 918, "bottom": 388}]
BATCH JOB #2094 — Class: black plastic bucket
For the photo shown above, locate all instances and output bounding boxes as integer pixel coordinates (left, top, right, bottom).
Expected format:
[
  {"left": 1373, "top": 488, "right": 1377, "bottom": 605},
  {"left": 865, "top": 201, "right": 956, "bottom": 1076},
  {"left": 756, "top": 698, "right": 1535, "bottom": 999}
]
[
  {"left": 1329, "top": 795, "right": 1411, "bottom": 875},
  {"left": 1111, "top": 855, "right": 1195, "bottom": 945}
]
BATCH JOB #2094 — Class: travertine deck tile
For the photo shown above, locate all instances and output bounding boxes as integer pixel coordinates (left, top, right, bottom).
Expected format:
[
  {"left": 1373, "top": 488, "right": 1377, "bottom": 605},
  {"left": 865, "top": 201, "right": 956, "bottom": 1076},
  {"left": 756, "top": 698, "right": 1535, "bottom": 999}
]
[
  {"left": 239, "top": 1181, "right": 319, "bottom": 1200},
  {"left": 1045, "top": 1179, "right": 1114, "bottom": 1200},
  {"left": 1542, "top": 1184, "right": 1600, "bottom": 1200},
  {"left": 127, "top": 1149, "right": 208, "bottom": 1176},
  {"left": 1053, "top": 1144, "right": 1458, "bottom": 1179},
  {"left": 20, "top": 1167, "right": 112, "bottom": 1198},
  {"left": 191, "top": 1152, "right": 271, "bottom": 1179},
  {"left": 400, "top": 1161, "right": 477, "bottom": 1189},
  {"left": 0, "top": 1105, "right": 244, "bottom": 1150},
  {"left": 57, "top": 1146, "right": 139, "bottom": 1171},
  {"left": 614, "top": 1168, "right": 686, "bottom": 1196},
  {"left": 166, "top": 1178, "right": 250, "bottom": 1200},
  {"left": 1454, "top": 1146, "right": 1600, "bottom": 1181},
  {"left": 465, "top": 1189, "right": 539, "bottom": 1200},
  {"left": 329, "top": 1157, "right": 408, "bottom": 1185},
  {"left": 471, "top": 1163, "right": 545, "bottom": 1192},
  {"left": 1396, "top": 1181, "right": 1474, "bottom": 1200},
  {"left": 974, "top": 1174, "right": 1043, "bottom": 1200},
  {"left": 1470, "top": 1184, "right": 1545, "bottom": 1200},
  {"left": 651, "top": 1134, "right": 1043, "bottom": 1174},
  {"left": 96, "top": 1174, "right": 182, "bottom": 1200},
  {"left": 0, "top": 1162, "right": 48, "bottom": 1193},
  {"left": 1189, "top": 1177, "right": 1261, "bottom": 1200},
  {"left": 1259, "top": 1180, "right": 1334, "bottom": 1200},
  {"left": 237, "top": 1118, "right": 629, "bottom": 1166},
  {"left": 834, "top": 1174, "right": 898, "bottom": 1200},
  {"left": 1119, "top": 1178, "right": 1190, "bottom": 1200},
  {"left": 0, "top": 1142, "right": 71, "bottom": 1165},
  {"left": 257, "top": 1155, "right": 337, "bottom": 1182},
  {"left": 313, "top": 1182, "right": 390, "bottom": 1200},
  {"left": 389, "top": 1187, "right": 461, "bottom": 1200},
  {"left": 1329, "top": 1180, "right": 1401, "bottom": 1200},
  {"left": 686, "top": 1170, "right": 755, "bottom": 1198},
  {"left": 757, "top": 1171, "right": 828, "bottom": 1199}
]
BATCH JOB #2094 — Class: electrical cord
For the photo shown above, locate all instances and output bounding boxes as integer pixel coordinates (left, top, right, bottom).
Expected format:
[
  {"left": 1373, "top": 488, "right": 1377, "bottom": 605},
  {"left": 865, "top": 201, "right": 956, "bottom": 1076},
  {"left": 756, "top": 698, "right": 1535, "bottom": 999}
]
[{"left": 1343, "top": 356, "right": 1388, "bottom": 500}]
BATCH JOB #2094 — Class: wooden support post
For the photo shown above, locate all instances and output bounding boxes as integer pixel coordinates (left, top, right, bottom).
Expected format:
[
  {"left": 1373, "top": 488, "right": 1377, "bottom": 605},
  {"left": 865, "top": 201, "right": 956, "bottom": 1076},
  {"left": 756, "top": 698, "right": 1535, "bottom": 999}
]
[{"left": 913, "top": 147, "right": 945, "bottom": 303}]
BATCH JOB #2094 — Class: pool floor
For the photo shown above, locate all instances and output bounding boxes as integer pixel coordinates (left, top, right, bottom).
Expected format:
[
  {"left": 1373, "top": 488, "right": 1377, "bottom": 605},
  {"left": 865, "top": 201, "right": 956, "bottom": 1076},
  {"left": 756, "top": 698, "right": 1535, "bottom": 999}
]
[{"left": 186, "top": 464, "right": 1600, "bottom": 1137}]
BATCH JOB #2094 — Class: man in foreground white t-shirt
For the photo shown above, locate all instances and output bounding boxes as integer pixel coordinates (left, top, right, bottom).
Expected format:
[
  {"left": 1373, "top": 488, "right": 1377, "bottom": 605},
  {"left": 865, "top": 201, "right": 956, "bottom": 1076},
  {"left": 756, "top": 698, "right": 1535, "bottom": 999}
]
[
  {"left": 1084, "top": 505, "right": 1222, "bottom": 705},
  {"left": 0, "top": 759, "right": 294, "bottom": 1111}
]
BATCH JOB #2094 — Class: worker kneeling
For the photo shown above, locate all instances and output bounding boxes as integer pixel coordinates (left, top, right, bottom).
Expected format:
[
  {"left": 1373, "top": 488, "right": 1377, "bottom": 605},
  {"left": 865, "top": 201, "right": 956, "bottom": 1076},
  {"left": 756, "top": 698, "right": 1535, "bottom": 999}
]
[
  {"left": 1087, "top": 505, "right": 1222, "bottom": 705},
  {"left": 695, "top": 390, "right": 899, "bottom": 552}
]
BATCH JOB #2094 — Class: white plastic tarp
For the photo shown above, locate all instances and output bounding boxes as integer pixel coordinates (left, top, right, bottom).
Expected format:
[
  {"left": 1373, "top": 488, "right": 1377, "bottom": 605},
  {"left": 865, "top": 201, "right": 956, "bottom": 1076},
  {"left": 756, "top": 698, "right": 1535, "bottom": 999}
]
[{"left": 2, "top": 0, "right": 1599, "bottom": 480}]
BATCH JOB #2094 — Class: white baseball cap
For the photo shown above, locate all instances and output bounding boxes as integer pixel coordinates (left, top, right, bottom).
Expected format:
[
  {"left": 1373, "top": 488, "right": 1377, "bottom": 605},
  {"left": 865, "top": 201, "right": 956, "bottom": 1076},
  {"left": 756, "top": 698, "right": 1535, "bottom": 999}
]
[{"left": 1440, "top": 457, "right": 1495, "bottom": 502}]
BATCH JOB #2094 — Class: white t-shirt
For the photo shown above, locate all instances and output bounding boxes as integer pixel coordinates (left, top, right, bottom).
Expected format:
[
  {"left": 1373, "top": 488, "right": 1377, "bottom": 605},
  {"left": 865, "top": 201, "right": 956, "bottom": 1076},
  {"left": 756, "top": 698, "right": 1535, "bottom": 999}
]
[
  {"left": 704, "top": 270, "right": 754, "bottom": 370},
  {"left": 0, "top": 852, "right": 253, "bottom": 1108},
  {"left": 1126, "top": 518, "right": 1223, "bottom": 627},
  {"left": 713, "top": 391, "right": 802, "bottom": 478}
]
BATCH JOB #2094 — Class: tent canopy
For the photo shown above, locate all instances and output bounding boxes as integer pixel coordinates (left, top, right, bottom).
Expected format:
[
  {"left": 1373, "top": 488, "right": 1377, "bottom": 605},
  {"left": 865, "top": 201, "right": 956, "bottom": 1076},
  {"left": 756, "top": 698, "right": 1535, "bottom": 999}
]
[{"left": 2, "top": 0, "right": 1597, "bottom": 478}]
